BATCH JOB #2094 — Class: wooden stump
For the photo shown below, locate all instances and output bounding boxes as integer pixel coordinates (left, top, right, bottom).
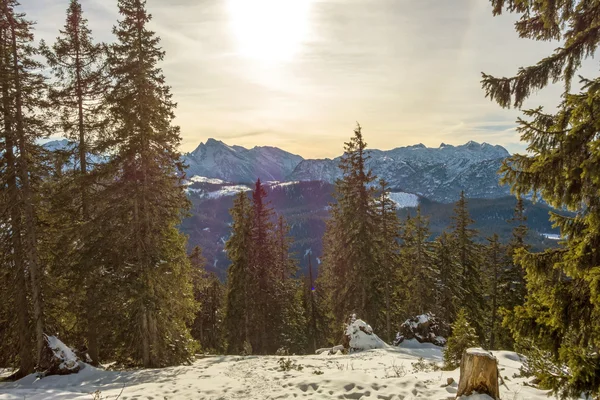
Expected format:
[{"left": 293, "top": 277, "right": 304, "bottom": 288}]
[{"left": 456, "top": 348, "right": 500, "bottom": 399}]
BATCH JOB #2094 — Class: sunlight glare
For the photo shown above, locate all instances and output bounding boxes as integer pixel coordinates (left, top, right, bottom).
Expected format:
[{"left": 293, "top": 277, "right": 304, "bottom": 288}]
[{"left": 227, "top": 0, "right": 313, "bottom": 63}]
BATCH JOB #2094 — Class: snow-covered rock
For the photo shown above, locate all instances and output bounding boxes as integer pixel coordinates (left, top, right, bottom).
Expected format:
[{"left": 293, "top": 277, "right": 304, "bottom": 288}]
[
  {"left": 39, "top": 335, "right": 82, "bottom": 376},
  {"left": 344, "top": 318, "right": 387, "bottom": 352},
  {"left": 395, "top": 313, "right": 449, "bottom": 347}
]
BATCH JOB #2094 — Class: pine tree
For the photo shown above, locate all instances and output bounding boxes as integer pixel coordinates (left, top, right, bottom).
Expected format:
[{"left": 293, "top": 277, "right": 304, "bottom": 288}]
[
  {"left": 224, "top": 191, "right": 253, "bottom": 354},
  {"left": 443, "top": 309, "right": 479, "bottom": 370},
  {"left": 400, "top": 207, "right": 437, "bottom": 317},
  {"left": 91, "top": 0, "right": 196, "bottom": 367},
  {"left": 375, "top": 179, "right": 402, "bottom": 343},
  {"left": 484, "top": 234, "right": 505, "bottom": 350},
  {"left": 432, "top": 231, "right": 461, "bottom": 324},
  {"left": 483, "top": 1, "right": 600, "bottom": 396},
  {"left": 248, "top": 178, "right": 277, "bottom": 354},
  {"left": 190, "top": 246, "right": 225, "bottom": 353},
  {"left": 0, "top": 0, "right": 50, "bottom": 375},
  {"left": 40, "top": 0, "right": 107, "bottom": 365},
  {"left": 320, "top": 125, "right": 383, "bottom": 337},
  {"left": 449, "top": 191, "right": 484, "bottom": 337},
  {"left": 503, "top": 197, "right": 528, "bottom": 311}
]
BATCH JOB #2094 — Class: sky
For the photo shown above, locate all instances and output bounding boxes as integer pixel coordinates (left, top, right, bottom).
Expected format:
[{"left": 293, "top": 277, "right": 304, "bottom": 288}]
[{"left": 24, "top": 0, "right": 587, "bottom": 158}]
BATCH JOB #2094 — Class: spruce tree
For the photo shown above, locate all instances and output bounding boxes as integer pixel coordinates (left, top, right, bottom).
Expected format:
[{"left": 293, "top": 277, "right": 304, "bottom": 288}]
[
  {"left": 320, "top": 125, "right": 383, "bottom": 336},
  {"left": 40, "top": 0, "right": 106, "bottom": 364},
  {"left": 503, "top": 197, "right": 528, "bottom": 311},
  {"left": 0, "top": 0, "right": 49, "bottom": 375},
  {"left": 449, "top": 191, "right": 484, "bottom": 337},
  {"left": 443, "top": 309, "right": 479, "bottom": 370},
  {"left": 224, "top": 191, "right": 253, "bottom": 354},
  {"left": 483, "top": 1, "right": 600, "bottom": 396},
  {"left": 376, "top": 179, "right": 402, "bottom": 343},
  {"left": 190, "top": 246, "right": 225, "bottom": 353},
  {"left": 92, "top": 0, "right": 196, "bottom": 367},
  {"left": 400, "top": 207, "right": 437, "bottom": 317},
  {"left": 432, "top": 231, "right": 461, "bottom": 324},
  {"left": 484, "top": 234, "right": 505, "bottom": 350}
]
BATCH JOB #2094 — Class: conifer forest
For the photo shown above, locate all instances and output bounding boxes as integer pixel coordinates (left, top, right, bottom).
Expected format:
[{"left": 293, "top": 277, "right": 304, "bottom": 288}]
[{"left": 1, "top": 1, "right": 600, "bottom": 399}]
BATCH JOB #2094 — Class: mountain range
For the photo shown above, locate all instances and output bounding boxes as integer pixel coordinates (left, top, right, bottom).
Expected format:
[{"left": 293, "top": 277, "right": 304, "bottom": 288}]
[{"left": 183, "top": 139, "right": 511, "bottom": 203}]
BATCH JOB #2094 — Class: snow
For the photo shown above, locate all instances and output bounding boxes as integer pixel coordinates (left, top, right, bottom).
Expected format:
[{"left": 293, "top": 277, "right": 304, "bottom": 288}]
[
  {"left": 388, "top": 192, "right": 419, "bottom": 209},
  {"left": 206, "top": 185, "right": 251, "bottom": 198},
  {"left": 45, "top": 336, "right": 79, "bottom": 372},
  {"left": 0, "top": 341, "right": 554, "bottom": 400},
  {"left": 186, "top": 175, "right": 227, "bottom": 185},
  {"left": 345, "top": 319, "right": 387, "bottom": 352},
  {"left": 542, "top": 233, "right": 561, "bottom": 240},
  {"left": 270, "top": 181, "right": 299, "bottom": 188},
  {"left": 466, "top": 347, "right": 497, "bottom": 360}
]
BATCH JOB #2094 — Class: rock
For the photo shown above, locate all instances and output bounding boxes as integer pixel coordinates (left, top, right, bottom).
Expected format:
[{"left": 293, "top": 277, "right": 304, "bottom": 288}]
[
  {"left": 446, "top": 377, "right": 455, "bottom": 386},
  {"left": 344, "top": 315, "right": 386, "bottom": 353},
  {"left": 394, "top": 313, "right": 449, "bottom": 346},
  {"left": 38, "top": 335, "right": 82, "bottom": 377},
  {"left": 456, "top": 348, "right": 500, "bottom": 399}
]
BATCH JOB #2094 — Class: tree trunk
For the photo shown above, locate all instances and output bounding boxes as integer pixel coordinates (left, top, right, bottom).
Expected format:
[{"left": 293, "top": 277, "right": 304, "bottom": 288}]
[
  {"left": 456, "top": 348, "right": 500, "bottom": 400},
  {"left": 7, "top": 5, "right": 45, "bottom": 368},
  {"left": 1, "top": 30, "right": 34, "bottom": 377}
]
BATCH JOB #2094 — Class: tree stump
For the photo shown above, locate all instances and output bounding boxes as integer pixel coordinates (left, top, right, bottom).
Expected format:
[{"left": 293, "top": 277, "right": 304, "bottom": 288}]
[{"left": 456, "top": 348, "right": 500, "bottom": 399}]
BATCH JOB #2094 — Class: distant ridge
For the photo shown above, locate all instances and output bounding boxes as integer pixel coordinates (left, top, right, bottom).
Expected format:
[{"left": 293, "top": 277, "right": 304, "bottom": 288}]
[{"left": 182, "top": 138, "right": 510, "bottom": 203}]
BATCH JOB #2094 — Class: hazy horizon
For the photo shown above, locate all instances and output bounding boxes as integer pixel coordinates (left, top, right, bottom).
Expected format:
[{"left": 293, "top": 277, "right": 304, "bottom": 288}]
[{"left": 28, "top": 0, "right": 593, "bottom": 158}]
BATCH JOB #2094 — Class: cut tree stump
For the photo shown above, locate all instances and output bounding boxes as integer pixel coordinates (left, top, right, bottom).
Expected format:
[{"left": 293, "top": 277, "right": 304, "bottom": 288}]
[{"left": 456, "top": 348, "right": 500, "bottom": 399}]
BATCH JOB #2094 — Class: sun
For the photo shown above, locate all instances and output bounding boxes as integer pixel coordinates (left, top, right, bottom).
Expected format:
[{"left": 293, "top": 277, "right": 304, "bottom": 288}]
[{"left": 226, "top": 0, "right": 313, "bottom": 64}]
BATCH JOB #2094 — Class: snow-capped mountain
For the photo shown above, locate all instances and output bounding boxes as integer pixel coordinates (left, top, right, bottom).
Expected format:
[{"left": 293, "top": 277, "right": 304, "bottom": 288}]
[
  {"left": 183, "top": 139, "right": 510, "bottom": 203},
  {"left": 289, "top": 141, "right": 510, "bottom": 202},
  {"left": 183, "top": 138, "right": 304, "bottom": 183},
  {"left": 44, "top": 137, "right": 512, "bottom": 203}
]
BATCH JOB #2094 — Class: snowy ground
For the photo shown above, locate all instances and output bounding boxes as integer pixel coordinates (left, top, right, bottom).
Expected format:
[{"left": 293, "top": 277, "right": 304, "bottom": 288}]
[{"left": 0, "top": 340, "right": 554, "bottom": 400}]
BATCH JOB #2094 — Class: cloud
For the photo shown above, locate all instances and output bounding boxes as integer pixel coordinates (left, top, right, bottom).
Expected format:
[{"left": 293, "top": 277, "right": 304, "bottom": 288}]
[{"left": 21, "top": 0, "right": 581, "bottom": 158}]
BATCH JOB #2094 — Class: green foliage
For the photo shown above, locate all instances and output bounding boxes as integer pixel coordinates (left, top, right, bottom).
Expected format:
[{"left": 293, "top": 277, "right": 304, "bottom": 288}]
[
  {"left": 278, "top": 357, "right": 304, "bottom": 372},
  {"left": 443, "top": 309, "right": 479, "bottom": 370},
  {"left": 449, "top": 192, "right": 485, "bottom": 337},
  {"left": 399, "top": 207, "right": 437, "bottom": 318},
  {"left": 224, "top": 181, "right": 305, "bottom": 355},
  {"left": 190, "top": 247, "right": 225, "bottom": 353},
  {"left": 319, "top": 125, "right": 386, "bottom": 338},
  {"left": 484, "top": 1, "right": 600, "bottom": 397}
]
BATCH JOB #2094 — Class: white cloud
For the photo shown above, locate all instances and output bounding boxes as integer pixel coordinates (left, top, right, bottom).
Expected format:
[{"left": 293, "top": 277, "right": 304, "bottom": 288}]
[{"left": 22, "top": 0, "right": 587, "bottom": 158}]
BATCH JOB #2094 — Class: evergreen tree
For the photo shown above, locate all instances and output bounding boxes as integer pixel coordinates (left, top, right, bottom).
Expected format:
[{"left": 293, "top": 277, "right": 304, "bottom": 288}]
[
  {"left": 400, "top": 207, "right": 437, "bottom": 317},
  {"left": 443, "top": 309, "right": 479, "bottom": 370},
  {"left": 375, "top": 179, "right": 402, "bottom": 343},
  {"left": 40, "top": 0, "right": 107, "bottom": 365},
  {"left": 449, "top": 191, "right": 484, "bottom": 337},
  {"left": 224, "top": 191, "right": 252, "bottom": 354},
  {"left": 91, "top": 0, "right": 197, "bottom": 367},
  {"left": 503, "top": 197, "right": 528, "bottom": 311},
  {"left": 302, "top": 254, "right": 329, "bottom": 353},
  {"left": 484, "top": 1, "right": 600, "bottom": 396},
  {"left": 248, "top": 178, "right": 276, "bottom": 354},
  {"left": 484, "top": 234, "right": 505, "bottom": 350},
  {"left": 320, "top": 125, "right": 383, "bottom": 337},
  {"left": 0, "top": 0, "right": 50, "bottom": 375},
  {"left": 190, "top": 246, "right": 225, "bottom": 353},
  {"left": 432, "top": 231, "right": 461, "bottom": 324}
]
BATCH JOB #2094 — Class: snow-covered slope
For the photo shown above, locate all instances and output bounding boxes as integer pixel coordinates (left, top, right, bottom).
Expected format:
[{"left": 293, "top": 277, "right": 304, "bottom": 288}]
[
  {"left": 184, "top": 138, "right": 304, "bottom": 183},
  {"left": 290, "top": 141, "right": 510, "bottom": 203},
  {"left": 0, "top": 341, "right": 552, "bottom": 400}
]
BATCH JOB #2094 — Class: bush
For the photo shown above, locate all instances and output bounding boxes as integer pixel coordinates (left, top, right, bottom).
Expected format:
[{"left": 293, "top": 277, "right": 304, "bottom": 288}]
[
  {"left": 443, "top": 309, "right": 479, "bottom": 369},
  {"left": 278, "top": 357, "right": 304, "bottom": 372}
]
